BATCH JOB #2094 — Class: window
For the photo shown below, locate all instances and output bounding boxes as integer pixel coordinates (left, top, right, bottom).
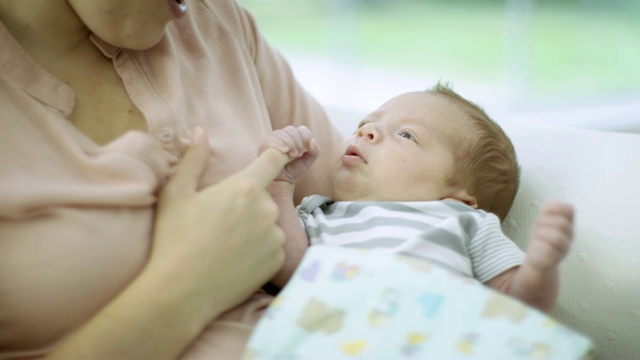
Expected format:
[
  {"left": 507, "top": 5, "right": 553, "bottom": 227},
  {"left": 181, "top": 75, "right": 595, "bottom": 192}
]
[{"left": 242, "top": 0, "right": 640, "bottom": 133}]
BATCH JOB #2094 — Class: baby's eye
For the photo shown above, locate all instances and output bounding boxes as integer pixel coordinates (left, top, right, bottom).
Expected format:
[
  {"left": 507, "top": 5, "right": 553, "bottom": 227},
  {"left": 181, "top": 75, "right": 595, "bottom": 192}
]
[{"left": 399, "top": 131, "right": 414, "bottom": 141}]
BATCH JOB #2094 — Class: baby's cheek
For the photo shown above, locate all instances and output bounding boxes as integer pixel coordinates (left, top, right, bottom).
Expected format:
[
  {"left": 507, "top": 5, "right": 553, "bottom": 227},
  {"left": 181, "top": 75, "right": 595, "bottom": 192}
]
[
  {"left": 333, "top": 140, "right": 352, "bottom": 158},
  {"left": 398, "top": 158, "right": 423, "bottom": 180}
]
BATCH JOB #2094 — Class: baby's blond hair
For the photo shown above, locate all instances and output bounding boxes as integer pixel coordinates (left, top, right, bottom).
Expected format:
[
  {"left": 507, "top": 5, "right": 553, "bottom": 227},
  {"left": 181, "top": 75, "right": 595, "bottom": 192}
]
[{"left": 427, "top": 82, "right": 520, "bottom": 221}]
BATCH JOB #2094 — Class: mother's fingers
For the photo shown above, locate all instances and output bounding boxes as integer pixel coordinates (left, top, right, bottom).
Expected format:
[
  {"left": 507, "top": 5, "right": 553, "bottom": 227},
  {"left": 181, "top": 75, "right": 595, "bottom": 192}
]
[
  {"left": 162, "top": 127, "right": 211, "bottom": 198},
  {"left": 233, "top": 148, "right": 291, "bottom": 188},
  {"left": 165, "top": 129, "right": 291, "bottom": 199}
]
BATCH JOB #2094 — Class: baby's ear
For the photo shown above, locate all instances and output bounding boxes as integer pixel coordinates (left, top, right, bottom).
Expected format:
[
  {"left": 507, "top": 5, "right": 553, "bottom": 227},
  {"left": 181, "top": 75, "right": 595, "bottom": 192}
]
[{"left": 443, "top": 189, "right": 478, "bottom": 209}]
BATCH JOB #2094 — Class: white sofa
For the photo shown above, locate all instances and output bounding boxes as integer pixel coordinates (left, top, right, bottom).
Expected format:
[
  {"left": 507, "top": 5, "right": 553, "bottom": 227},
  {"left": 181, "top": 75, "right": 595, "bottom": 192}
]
[{"left": 499, "top": 121, "right": 640, "bottom": 359}]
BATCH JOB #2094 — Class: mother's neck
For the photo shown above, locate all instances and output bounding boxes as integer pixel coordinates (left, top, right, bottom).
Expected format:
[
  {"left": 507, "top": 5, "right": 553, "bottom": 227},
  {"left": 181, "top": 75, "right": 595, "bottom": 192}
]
[{"left": 0, "top": 0, "right": 91, "bottom": 59}]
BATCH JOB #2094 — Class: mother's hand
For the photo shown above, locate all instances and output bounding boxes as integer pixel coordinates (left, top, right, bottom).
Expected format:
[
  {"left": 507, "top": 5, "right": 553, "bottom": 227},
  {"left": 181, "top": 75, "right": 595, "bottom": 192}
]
[
  {"left": 149, "top": 127, "right": 290, "bottom": 318},
  {"left": 48, "top": 129, "right": 290, "bottom": 359}
]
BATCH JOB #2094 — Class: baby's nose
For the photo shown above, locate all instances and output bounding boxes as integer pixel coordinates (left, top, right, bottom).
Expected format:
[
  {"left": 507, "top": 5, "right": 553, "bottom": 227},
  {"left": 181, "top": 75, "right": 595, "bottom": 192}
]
[{"left": 356, "top": 124, "right": 379, "bottom": 142}]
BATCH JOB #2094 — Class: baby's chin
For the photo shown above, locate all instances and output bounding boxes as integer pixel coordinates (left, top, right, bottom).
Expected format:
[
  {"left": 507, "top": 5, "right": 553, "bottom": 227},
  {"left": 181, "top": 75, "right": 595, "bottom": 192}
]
[
  {"left": 332, "top": 182, "right": 401, "bottom": 202},
  {"left": 333, "top": 186, "right": 442, "bottom": 203},
  {"left": 332, "top": 180, "right": 407, "bottom": 202},
  {"left": 331, "top": 188, "right": 365, "bottom": 202},
  {"left": 331, "top": 188, "right": 378, "bottom": 202}
]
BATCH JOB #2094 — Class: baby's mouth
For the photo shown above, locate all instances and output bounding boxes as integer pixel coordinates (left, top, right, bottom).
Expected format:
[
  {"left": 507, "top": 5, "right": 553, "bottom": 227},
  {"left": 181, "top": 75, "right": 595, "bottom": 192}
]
[{"left": 344, "top": 145, "right": 366, "bottom": 163}]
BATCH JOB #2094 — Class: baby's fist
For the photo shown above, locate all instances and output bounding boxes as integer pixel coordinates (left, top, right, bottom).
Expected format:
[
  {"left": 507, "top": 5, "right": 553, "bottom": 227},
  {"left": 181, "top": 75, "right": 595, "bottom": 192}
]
[
  {"left": 526, "top": 201, "right": 574, "bottom": 271},
  {"left": 258, "top": 126, "right": 319, "bottom": 184}
]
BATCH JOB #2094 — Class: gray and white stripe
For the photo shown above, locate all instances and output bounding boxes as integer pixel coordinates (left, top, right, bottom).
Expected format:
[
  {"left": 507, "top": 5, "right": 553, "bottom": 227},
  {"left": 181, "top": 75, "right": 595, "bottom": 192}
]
[{"left": 297, "top": 195, "right": 525, "bottom": 282}]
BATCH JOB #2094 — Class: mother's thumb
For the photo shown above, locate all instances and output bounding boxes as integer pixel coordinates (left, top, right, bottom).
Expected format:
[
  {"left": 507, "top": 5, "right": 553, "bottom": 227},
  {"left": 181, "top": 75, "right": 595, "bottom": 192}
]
[{"left": 164, "top": 127, "right": 211, "bottom": 195}]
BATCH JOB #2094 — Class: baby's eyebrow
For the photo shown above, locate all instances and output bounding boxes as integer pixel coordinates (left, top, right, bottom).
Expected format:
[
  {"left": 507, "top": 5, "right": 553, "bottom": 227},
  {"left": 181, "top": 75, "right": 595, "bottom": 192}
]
[
  {"left": 357, "top": 111, "right": 384, "bottom": 128},
  {"left": 356, "top": 119, "right": 372, "bottom": 128}
]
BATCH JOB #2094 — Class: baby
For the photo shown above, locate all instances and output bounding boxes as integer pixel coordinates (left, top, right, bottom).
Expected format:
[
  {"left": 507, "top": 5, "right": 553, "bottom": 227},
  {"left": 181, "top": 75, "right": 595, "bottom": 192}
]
[{"left": 260, "top": 83, "right": 574, "bottom": 312}]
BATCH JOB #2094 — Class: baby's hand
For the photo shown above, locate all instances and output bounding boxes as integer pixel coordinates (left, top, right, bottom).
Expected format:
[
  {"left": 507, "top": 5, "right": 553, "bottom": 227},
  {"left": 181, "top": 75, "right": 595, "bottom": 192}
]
[
  {"left": 258, "top": 126, "right": 319, "bottom": 184},
  {"left": 525, "top": 201, "right": 574, "bottom": 271}
]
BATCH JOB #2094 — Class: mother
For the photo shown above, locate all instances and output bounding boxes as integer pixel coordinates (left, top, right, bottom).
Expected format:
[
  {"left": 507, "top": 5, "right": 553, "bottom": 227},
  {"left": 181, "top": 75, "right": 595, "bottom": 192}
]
[{"left": 0, "top": 0, "right": 342, "bottom": 358}]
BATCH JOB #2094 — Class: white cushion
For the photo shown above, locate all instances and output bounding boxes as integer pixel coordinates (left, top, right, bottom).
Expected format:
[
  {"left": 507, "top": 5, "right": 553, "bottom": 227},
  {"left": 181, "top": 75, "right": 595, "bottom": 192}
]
[{"left": 500, "top": 121, "right": 640, "bottom": 359}]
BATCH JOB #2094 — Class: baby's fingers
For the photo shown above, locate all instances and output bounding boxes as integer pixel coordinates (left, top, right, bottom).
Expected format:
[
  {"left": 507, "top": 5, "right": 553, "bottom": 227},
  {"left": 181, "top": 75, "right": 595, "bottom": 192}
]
[
  {"left": 532, "top": 224, "right": 572, "bottom": 247},
  {"left": 536, "top": 201, "right": 574, "bottom": 238},
  {"left": 540, "top": 200, "right": 574, "bottom": 222},
  {"left": 532, "top": 226, "right": 573, "bottom": 266},
  {"left": 534, "top": 214, "right": 573, "bottom": 239},
  {"left": 279, "top": 126, "right": 312, "bottom": 158}
]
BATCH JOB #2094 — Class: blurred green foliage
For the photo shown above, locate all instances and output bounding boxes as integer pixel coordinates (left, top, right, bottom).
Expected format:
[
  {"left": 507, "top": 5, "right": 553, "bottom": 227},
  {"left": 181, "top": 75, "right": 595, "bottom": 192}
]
[{"left": 243, "top": 0, "right": 640, "bottom": 101}]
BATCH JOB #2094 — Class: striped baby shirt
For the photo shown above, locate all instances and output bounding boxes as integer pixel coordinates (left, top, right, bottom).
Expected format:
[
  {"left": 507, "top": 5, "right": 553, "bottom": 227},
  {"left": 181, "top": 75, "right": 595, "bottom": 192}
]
[{"left": 296, "top": 195, "right": 525, "bottom": 283}]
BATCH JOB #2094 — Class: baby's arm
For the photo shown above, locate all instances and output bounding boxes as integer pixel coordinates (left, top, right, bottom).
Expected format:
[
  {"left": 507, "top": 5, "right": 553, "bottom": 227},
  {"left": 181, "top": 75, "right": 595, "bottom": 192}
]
[
  {"left": 258, "top": 126, "right": 319, "bottom": 288},
  {"left": 486, "top": 201, "right": 574, "bottom": 312}
]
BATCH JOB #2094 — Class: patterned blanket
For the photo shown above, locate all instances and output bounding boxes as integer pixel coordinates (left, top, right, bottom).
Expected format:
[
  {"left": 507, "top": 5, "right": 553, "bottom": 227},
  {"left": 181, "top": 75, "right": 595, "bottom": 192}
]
[{"left": 244, "top": 246, "right": 593, "bottom": 359}]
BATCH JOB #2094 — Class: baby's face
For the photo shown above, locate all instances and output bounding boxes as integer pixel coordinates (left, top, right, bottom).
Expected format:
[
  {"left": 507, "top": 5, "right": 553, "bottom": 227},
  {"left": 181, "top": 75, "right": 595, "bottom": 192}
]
[{"left": 331, "top": 92, "right": 469, "bottom": 202}]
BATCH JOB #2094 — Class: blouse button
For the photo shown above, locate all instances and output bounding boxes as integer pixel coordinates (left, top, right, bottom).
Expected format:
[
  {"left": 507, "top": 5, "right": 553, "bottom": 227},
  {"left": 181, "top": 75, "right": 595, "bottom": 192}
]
[{"left": 159, "top": 127, "right": 174, "bottom": 142}]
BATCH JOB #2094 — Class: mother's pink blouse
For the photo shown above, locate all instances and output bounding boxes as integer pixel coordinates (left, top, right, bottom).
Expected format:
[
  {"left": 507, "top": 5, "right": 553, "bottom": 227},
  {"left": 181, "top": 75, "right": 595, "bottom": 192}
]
[{"left": 0, "top": 0, "right": 342, "bottom": 358}]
